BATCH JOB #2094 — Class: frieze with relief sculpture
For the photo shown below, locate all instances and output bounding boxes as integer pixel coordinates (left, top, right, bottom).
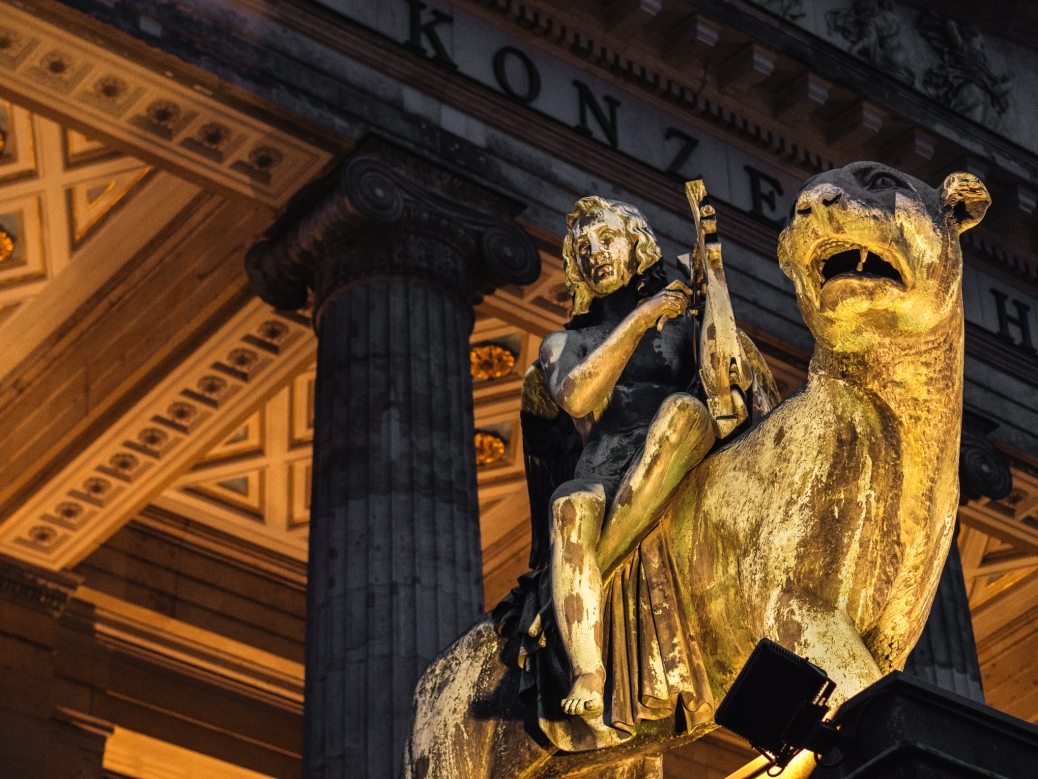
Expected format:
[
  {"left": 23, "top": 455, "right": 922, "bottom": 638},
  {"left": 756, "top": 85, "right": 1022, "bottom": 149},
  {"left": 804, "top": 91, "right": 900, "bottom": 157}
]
[{"left": 404, "top": 162, "right": 989, "bottom": 779}]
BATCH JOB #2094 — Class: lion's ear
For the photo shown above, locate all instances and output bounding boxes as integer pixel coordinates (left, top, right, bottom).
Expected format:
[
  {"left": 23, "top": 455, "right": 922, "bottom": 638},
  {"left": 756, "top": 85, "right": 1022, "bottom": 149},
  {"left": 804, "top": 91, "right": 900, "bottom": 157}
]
[{"left": 941, "top": 172, "right": 990, "bottom": 233}]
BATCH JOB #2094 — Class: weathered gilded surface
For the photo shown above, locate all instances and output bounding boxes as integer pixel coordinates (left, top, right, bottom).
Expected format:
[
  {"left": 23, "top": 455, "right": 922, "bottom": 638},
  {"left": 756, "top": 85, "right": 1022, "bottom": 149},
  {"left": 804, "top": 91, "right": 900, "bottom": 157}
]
[{"left": 404, "top": 163, "right": 989, "bottom": 779}]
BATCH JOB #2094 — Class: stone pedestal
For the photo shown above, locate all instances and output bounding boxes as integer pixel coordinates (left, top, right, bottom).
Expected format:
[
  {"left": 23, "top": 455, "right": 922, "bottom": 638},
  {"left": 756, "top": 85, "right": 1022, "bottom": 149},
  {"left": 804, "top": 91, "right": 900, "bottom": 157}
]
[
  {"left": 246, "top": 138, "right": 539, "bottom": 779},
  {"left": 811, "top": 672, "right": 1038, "bottom": 778}
]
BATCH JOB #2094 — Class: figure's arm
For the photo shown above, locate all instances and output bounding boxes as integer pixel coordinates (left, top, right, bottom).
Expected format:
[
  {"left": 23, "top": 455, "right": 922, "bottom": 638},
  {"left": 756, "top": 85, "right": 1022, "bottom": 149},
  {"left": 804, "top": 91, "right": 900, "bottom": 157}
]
[{"left": 541, "top": 281, "right": 692, "bottom": 419}]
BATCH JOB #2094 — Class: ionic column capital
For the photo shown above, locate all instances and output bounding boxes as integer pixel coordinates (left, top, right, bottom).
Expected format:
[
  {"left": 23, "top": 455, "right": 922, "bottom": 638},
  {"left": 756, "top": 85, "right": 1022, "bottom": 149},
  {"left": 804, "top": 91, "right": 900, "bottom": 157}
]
[{"left": 246, "top": 138, "right": 540, "bottom": 319}]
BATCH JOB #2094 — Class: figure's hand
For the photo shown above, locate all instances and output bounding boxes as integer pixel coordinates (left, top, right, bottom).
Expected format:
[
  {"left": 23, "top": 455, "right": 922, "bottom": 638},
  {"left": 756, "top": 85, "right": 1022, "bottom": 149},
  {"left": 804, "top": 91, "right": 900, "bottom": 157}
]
[{"left": 638, "top": 280, "right": 693, "bottom": 332}]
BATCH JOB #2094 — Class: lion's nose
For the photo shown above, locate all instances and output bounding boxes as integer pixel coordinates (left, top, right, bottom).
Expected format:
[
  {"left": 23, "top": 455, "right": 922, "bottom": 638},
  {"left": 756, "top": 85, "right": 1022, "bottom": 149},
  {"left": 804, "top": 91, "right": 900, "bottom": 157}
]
[{"left": 795, "top": 183, "right": 845, "bottom": 217}]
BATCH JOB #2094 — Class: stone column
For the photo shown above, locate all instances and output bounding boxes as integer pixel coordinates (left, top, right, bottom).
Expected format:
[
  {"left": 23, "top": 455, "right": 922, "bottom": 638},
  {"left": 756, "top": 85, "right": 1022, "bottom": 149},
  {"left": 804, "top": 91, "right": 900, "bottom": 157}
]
[
  {"left": 246, "top": 139, "right": 539, "bottom": 779},
  {"left": 903, "top": 419, "right": 1013, "bottom": 703},
  {"left": 903, "top": 531, "right": 984, "bottom": 702}
]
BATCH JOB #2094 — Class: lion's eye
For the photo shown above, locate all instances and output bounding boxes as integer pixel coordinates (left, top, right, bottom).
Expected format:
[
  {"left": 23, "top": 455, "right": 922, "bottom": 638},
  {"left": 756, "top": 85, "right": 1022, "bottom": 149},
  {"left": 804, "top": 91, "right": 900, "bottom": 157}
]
[{"left": 868, "top": 173, "right": 902, "bottom": 190}]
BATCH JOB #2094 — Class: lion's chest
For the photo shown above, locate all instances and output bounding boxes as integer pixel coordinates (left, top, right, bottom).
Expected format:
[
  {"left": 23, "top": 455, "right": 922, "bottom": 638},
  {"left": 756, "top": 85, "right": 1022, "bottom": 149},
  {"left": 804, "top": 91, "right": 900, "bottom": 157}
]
[{"left": 683, "top": 382, "right": 905, "bottom": 630}]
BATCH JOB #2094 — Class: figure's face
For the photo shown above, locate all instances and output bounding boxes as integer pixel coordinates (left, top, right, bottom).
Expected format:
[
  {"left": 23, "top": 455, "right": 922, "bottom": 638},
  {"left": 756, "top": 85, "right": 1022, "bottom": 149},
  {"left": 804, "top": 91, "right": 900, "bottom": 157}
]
[
  {"left": 571, "top": 208, "right": 637, "bottom": 297},
  {"left": 777, "top": 162, "right": 988, "bottom": 353}
]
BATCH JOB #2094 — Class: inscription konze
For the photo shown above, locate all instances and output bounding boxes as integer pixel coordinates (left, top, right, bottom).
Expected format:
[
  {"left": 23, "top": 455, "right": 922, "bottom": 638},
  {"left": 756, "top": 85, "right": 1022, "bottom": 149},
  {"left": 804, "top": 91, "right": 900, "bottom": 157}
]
[
  {"left": 398, "top": 0, "right": 794, "bottom": 228},
  {"left": 390, "top": 0, "right": 1037, "bottom": 359}
]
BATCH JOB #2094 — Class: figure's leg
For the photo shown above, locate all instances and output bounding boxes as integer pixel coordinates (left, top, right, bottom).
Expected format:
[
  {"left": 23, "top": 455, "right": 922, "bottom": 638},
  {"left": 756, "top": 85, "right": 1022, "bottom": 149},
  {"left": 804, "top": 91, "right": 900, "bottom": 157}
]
[
  {"left": 550, "top": 480, "right": 608, "bottom": 717},
  {"left": 598, "top": 393, "right": 714, "bottom": 576}
]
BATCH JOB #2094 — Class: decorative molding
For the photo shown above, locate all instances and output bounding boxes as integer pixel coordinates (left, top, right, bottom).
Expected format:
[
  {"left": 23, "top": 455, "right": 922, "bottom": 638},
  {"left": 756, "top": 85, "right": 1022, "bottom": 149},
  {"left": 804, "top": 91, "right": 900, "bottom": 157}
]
[
  {"left": 960, "top": 466, "right": 1038, "bottom": 563},
  {"left": 77, "top": 586, "right": 304, "bottom": 707},
  {"left": 0, "top": 550, "right": 81, "bottom": 615},
  {"left": 53, "top": 707, "right": 115, "bottom": 739},
  {"left": 0, "top": 299, "right": 317, "bottom": 571},
  {"left": 754, "top": 0, "right": 805, "bottom": 22},
  {"left": 131, "top": 507, "right": 307, "bottom": 588},
  {"left": 963, "top": 230, "right": 1038, "bottom": 286},
  {"left": 0, "top": 1, "right": 333, "bottom": 208},
  {"left": 104, "top": 726, "right": 277, "bottom": 779},
  {"left": 959, "top": 522, "right": 1038, "bottom": 611}
]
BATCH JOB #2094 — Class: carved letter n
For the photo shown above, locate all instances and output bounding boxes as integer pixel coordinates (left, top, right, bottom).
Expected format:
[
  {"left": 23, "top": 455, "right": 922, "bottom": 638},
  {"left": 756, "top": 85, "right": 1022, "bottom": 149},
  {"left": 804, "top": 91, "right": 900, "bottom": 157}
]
[{"left": 573, "top": 80, "right": 621, "bottom": 149}]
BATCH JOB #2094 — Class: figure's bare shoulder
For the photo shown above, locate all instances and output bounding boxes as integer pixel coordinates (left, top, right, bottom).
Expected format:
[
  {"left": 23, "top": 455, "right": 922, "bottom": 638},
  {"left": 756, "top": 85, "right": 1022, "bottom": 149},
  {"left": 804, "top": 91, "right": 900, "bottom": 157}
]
[
  {"left": 539, "top": 329, "right": 571, "bottom": 370},
  {"left": 539, "top": 329, "right": 589, "bottom": 395}
]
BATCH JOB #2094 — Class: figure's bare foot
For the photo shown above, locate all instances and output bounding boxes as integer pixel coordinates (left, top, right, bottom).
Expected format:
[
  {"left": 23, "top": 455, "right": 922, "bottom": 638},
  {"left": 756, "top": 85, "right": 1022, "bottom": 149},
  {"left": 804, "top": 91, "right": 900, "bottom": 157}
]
[{"left": 561, "top": 673, "right": 604, "bottom": 717}]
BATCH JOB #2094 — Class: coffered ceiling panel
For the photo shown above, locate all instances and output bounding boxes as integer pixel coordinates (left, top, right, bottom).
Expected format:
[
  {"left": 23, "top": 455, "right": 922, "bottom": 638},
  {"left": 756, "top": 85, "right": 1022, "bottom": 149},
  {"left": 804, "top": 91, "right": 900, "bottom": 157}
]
[
  {"left": 0, "top": 2, "right": 335, "bottom": 208},
  {"left": 0, "top": 300, "right": 317, "bottom": 569},
  {"left": 0, "top": 98, "right": 152, "bottom": 310},
  {"left": 156, "top": 369, "right": 316, "bottom": 560}
]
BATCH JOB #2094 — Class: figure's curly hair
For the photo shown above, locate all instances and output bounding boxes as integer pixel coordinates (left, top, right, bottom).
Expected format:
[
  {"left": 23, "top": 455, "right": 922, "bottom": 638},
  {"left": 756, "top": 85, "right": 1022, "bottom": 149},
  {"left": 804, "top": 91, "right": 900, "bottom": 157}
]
[{"left": 562, "top": 197, "right": 663, "bottom": 316}]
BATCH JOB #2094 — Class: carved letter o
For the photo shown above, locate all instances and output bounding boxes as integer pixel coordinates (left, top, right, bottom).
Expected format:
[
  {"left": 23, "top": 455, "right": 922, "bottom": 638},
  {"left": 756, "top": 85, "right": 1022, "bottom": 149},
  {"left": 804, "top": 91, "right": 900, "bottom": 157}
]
[{"left": 493, "top": 46, "right": 541, "bottom": 104}]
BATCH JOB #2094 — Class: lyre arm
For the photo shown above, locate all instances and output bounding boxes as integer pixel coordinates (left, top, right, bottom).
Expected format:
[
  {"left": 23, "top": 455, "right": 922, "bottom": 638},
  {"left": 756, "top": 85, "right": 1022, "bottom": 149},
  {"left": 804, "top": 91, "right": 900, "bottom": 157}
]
[{"left": 685, "top": 179, "right": 753, "bottom": 438}]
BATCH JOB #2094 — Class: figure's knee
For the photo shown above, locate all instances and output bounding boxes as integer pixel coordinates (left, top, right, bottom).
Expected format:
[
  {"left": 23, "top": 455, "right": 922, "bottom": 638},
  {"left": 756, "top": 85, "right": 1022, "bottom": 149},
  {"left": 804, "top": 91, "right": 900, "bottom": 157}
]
[
  {"left": 655, "top": 393, "right": 712, "bottom": 447},
  {"left": 551, "top": 480, "right": 606, "bottom": 538}
]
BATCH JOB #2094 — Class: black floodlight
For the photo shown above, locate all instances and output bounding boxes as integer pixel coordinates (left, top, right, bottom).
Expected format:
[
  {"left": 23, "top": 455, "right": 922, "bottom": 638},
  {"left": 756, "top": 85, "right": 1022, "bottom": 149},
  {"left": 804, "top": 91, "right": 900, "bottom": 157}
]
[{"left": 715, "top": 638, "right": 842, "bottom": 774}]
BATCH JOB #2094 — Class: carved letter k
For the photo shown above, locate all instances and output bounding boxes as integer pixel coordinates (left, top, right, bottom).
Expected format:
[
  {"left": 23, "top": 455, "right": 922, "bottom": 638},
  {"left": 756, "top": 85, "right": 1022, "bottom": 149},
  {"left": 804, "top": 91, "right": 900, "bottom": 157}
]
[{"left": 403, "top": 0, "right": 458, "bottom": 70}]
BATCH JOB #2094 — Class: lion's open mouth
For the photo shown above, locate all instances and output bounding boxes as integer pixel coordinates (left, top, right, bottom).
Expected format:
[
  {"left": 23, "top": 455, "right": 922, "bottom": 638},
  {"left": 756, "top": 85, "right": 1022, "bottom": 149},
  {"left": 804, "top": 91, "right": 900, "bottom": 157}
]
[{"left": 817, "top": 243, "right": 904, "bottom": 289}]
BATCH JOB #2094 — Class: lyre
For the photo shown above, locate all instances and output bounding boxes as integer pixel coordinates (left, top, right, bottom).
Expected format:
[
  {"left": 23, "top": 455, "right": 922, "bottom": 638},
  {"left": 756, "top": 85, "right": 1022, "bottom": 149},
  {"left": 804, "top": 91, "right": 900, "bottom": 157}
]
[{"left": 681, "top": 179, "right": 753, "bottom": 438}]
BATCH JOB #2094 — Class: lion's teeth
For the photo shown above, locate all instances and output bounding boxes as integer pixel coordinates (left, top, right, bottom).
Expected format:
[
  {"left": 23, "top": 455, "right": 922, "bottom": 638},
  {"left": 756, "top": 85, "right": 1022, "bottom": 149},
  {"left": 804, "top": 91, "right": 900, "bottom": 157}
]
[{"left": 857, "top": 247, "right": 867, "bottom": 272}]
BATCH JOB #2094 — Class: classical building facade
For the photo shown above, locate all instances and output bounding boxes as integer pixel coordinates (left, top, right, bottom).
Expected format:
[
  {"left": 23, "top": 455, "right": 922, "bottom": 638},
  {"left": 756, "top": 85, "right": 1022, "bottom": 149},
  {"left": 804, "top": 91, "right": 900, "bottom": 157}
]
[{"left": 0, "top": 1, "right": 1037, "bottom": 777}]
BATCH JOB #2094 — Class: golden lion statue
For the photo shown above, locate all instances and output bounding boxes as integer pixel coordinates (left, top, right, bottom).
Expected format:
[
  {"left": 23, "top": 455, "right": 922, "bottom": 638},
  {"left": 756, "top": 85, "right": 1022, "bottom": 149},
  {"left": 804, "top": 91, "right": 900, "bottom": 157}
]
[{"left": 403, "top": 162, "right": 990, "bottom": 779}]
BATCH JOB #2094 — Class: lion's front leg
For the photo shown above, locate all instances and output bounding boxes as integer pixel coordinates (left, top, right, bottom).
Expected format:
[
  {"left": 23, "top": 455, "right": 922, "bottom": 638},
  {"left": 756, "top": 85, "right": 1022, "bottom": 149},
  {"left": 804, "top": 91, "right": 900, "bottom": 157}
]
[{"left": 764, "top": 593, "right": 883, "bottom": 706}]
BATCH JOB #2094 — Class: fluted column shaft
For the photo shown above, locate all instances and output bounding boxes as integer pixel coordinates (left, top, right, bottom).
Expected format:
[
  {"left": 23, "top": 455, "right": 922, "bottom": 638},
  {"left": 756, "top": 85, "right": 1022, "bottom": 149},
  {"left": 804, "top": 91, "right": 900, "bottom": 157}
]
[
  {"left": 246, "top": 138, "right": 539, "bottom": 779},
  {"left": 306, "top": 277, "right": 482, "bottom": 778},
  {"left": 903, "top": 421, "right": 1014, "bottom": 703},
  {"left": 903, "top": 534, "right": 985, "bottom": 702}
]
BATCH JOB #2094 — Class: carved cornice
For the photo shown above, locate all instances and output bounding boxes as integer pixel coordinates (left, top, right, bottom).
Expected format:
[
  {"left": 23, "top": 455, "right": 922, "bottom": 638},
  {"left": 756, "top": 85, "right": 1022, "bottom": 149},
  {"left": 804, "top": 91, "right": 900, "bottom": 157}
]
[
  {"left": 76, "top": 585, "right": 304, "bottom": 708},
  {"left": 246, "top": 138, "right": 540, "bottom": 318},
  {"left": 0, "top": 552, "right": 81, "bottom": 615},
  {"left": 964, "top": 321, "right": 1038, "bottom": 387},
  {"left": 963, "top": 232, "right": 1038, "bottom": 288},
  {"left": 679, "top": 0, "right": 1038, "bottom": 187}
]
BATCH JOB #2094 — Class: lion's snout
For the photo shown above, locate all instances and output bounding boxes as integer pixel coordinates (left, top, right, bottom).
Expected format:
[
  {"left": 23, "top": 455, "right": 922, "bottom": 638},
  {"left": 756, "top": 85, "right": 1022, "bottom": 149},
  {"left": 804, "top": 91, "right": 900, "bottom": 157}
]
[{"left": 794, "top": 183, "right": 845, "bottom": 218}]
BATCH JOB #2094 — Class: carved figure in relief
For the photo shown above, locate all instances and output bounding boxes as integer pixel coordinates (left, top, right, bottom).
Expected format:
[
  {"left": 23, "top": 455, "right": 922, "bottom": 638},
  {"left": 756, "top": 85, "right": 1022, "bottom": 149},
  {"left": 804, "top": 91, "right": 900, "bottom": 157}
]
[
  {"left": 404, "top": 163, "right": 989, "bottom": 779},
  {"left": 756, "top": 0, "right": 805, "bottom": 23},
  {"left": 916, "top": 10, "right": 1011, "bottom": 123},
  {"left": 826, "top": 0, "right": 916, "bottom": 86}
]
